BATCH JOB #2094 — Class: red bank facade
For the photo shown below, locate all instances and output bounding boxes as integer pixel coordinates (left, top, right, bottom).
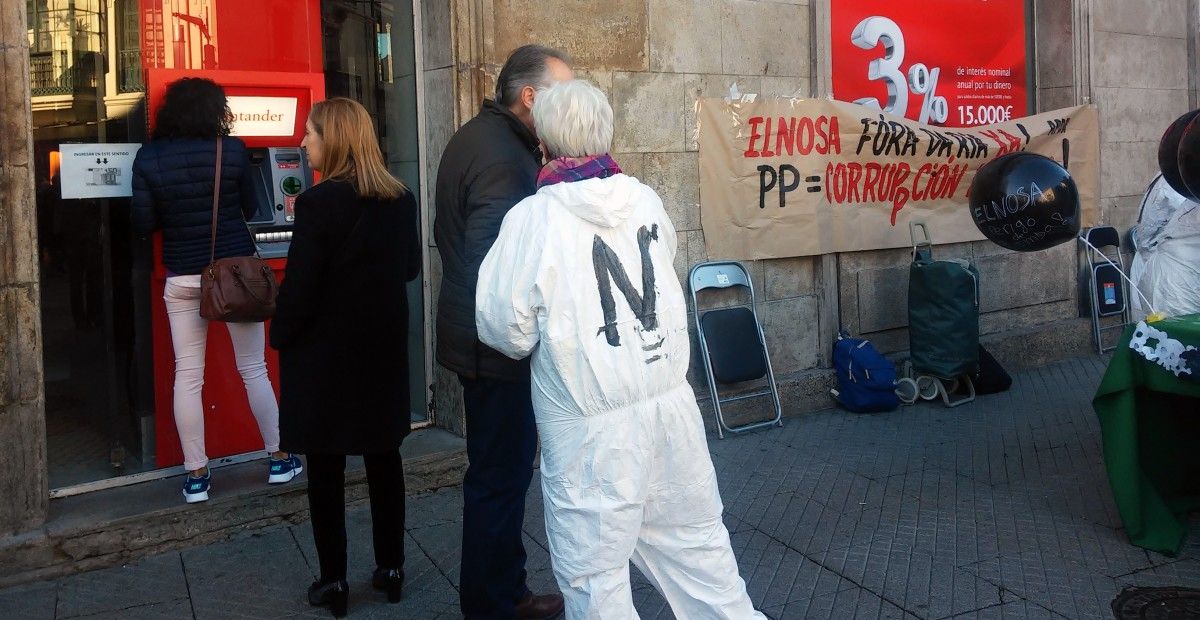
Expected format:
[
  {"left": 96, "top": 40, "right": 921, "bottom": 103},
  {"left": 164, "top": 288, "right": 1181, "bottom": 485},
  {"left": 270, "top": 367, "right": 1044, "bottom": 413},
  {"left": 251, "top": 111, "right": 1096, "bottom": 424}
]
[{"left": 29, "top": 0, "right": 428, "bottom": 493}]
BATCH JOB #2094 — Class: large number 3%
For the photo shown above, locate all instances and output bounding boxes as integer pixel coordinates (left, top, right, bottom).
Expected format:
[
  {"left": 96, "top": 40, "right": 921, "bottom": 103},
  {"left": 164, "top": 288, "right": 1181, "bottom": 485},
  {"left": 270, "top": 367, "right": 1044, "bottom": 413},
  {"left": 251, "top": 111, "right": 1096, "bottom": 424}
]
[{"left": 851, "top": 16, "right": 949, "bottom": 125}]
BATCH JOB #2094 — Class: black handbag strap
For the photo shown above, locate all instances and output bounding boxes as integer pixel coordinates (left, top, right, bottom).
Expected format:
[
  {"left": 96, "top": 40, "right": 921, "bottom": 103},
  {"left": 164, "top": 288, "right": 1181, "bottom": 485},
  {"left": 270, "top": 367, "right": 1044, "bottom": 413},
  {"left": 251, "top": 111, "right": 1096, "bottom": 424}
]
[{"left": 208, "top": 138, "right": 223, "bottom": 268}]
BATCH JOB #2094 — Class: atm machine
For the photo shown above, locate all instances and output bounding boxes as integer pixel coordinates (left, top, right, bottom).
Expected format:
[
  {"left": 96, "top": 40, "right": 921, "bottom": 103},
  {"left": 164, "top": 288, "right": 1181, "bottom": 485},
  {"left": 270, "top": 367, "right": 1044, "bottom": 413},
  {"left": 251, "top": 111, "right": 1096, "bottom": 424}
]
[
  {"left": 246, "top": 147, "right": 313, "bottom": 256},
  {"left": 138, "top": 8, "right": 326, "bottom": 465}
]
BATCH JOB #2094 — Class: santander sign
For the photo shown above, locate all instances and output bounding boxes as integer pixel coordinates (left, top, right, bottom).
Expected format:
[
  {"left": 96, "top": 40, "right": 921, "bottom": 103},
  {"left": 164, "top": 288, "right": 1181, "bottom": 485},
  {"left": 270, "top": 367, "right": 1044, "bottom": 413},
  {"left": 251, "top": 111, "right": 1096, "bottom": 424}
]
[{"left": 227, "top": 96, "right": 298, "bottom": 137}]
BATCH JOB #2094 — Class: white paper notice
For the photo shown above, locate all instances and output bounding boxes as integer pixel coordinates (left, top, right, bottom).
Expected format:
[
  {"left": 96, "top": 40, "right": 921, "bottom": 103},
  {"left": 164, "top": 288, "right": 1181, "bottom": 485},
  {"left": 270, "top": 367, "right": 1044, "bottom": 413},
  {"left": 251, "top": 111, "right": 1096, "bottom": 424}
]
[
  {"left": 228, "top": 96, "right": 298, "bottom": 137},
  {"left": 59, "top": 143, "right": 142, "bottom": 199}
]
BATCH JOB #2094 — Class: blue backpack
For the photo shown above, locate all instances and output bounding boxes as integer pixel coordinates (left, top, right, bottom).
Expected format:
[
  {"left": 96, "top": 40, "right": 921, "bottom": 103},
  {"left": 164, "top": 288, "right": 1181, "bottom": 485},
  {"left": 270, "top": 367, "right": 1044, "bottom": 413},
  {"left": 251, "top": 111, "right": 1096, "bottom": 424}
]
[{"left": 831, "top": 331, "right": 899, "bottom": 413}]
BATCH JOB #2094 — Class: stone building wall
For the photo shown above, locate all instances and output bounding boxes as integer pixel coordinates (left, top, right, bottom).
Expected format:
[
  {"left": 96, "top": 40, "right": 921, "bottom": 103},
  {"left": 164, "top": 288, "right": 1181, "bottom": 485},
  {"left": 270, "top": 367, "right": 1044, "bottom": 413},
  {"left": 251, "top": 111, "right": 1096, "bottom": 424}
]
[
  {"left": 0, "top": 0, "right": 49, "bottom": 534},
  {"left": 1089, "top": 0, "right": 1195, "bottom": 230},
  {"left": 419, "top": 0, "right": 1199, "bottom": 432}
]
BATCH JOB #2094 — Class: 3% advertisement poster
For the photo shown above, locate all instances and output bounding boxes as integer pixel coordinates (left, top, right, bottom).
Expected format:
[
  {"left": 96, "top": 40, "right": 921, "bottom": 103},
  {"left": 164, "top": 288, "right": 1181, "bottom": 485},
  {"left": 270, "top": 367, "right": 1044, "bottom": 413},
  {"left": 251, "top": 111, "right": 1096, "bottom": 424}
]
[{"left": 830, "top": 0, "right": 1029, "bottom": 128}]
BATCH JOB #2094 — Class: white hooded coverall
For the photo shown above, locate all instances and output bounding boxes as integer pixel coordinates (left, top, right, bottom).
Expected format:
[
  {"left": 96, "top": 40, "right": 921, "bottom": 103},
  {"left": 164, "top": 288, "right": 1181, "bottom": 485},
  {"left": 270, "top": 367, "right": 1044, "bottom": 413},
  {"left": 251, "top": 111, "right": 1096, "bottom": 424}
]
[{"left": 476, "top": 173, "right": 763, "bottom": 619}]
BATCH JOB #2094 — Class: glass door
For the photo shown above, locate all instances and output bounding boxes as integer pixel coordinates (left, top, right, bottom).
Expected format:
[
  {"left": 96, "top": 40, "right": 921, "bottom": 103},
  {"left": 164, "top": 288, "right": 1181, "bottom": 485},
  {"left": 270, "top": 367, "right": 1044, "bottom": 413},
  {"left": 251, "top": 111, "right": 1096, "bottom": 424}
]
[
  {"left": 321, "top": 0, "right": 428, "bottom": 425},
  {"left": 31, "top": 0, "right": 151, "bottom": 489}
]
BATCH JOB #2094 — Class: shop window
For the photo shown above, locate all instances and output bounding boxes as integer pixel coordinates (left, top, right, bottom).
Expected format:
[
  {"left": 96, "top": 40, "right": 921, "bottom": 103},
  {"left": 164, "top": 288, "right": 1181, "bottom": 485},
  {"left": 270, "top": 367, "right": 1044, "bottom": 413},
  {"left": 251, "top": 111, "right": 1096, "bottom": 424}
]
[
  {"left": 27, "top": 0, "right": 106, "bottom": 98},
  {"left": 28, "top": 1, "right": 68, "bottom": 96},
  {"left": 117, "top": 0, "right": 143, "bottom": 93}
]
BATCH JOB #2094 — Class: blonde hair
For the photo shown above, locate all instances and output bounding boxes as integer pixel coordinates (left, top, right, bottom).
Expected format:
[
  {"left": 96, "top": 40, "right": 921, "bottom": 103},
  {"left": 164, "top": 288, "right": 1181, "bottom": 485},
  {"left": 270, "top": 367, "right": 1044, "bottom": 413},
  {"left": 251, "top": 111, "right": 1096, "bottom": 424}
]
[
  {"left": 308, "top": 98, "right": 405, "bottom": 200},
  {"left": 531, "top": 80, "right": 613, "bottom": 158}
]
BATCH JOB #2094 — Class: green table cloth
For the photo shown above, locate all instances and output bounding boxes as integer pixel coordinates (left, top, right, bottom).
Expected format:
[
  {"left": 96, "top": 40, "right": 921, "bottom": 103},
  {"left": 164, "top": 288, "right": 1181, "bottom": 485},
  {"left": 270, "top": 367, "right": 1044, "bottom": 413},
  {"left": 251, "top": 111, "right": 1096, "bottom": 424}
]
[{"left": 1093, "top": 313, "right": 1200, "bottom": 555}]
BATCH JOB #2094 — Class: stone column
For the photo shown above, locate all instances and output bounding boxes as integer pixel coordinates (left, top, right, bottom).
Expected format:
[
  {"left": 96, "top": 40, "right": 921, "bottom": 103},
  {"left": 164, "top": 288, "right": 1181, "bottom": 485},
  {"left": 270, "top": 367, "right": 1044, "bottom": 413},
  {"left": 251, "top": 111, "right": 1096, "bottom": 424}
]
[
  {"left": 1190, "top": 0, "right": 1199, "bottom": 109},
  {"left": 0, "top": 0, "right": 49, "bottom": 534}
]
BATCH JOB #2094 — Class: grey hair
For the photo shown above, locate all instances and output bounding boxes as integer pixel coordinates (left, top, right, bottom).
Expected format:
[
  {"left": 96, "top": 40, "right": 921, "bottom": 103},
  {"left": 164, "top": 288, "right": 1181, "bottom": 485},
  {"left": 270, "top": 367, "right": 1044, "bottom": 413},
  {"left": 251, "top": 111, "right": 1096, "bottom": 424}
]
[
  {"left": 495, "top": 45, "right": 570, "bottom": 107},
  {"left": 531, "top": 80, "right": 613, "bottom": 158}
]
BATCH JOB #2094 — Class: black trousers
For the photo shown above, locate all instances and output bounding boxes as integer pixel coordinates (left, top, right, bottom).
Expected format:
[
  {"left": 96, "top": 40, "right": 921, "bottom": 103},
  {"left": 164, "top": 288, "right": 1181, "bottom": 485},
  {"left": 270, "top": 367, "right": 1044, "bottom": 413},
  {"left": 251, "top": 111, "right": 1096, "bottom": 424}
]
[
  {"left": 306, "top": 450, "right": 405, "bottom": 582},
  {"left": 459, "top": 376, "right": 538, "bottom": 619}
]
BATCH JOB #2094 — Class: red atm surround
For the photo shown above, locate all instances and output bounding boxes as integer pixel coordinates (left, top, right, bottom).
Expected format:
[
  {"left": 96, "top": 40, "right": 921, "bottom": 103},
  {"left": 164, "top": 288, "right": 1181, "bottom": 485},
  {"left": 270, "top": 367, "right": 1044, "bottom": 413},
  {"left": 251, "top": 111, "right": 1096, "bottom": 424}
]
[{"left": 142, "top": 5, "right": 325, "bottom": 467}]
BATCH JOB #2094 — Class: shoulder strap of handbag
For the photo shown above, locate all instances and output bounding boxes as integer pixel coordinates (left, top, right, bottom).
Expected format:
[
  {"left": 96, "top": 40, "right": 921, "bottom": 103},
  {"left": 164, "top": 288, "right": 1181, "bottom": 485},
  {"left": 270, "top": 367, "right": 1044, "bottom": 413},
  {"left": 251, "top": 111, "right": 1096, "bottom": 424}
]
[{"left": 208, "top": 138, "right": 224, "bottom": 268}]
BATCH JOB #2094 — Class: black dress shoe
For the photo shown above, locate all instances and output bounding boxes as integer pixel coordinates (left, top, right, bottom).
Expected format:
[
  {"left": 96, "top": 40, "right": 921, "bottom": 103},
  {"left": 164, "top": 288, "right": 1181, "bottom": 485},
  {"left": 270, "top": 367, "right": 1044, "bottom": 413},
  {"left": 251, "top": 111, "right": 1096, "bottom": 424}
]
[
  {"left": 515, "top": 592, "right": 565, "bottom": 619},
  {"left": 307, "top": 579, "right": 349, "bottom": 618},
  {"left": 371, "top": 567, "right": 404, "bottom": 603}
]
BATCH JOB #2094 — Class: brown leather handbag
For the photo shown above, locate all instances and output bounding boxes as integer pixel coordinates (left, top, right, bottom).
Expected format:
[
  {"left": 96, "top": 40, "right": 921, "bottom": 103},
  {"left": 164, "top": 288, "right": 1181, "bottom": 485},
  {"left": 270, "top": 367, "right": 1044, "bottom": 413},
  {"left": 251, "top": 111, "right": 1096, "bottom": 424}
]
[{"left": 199, "top": 139, "right": 278, "bottom": 322}]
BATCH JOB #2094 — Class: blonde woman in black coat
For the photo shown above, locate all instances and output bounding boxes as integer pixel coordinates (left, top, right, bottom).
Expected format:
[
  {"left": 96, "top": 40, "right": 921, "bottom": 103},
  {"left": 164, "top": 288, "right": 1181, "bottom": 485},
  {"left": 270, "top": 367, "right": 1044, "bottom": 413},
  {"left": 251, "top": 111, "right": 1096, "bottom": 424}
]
[{"left": 270, "top": 98, "right": 422, "bottom": 618}]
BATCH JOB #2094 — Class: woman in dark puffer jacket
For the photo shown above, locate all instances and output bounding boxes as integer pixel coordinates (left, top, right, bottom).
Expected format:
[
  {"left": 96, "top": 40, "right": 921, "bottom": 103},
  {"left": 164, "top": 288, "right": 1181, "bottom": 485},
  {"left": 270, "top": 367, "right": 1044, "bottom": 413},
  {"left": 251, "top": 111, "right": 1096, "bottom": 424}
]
[{"left": 131, "top": 78, "right": 301, "bottom": 504}]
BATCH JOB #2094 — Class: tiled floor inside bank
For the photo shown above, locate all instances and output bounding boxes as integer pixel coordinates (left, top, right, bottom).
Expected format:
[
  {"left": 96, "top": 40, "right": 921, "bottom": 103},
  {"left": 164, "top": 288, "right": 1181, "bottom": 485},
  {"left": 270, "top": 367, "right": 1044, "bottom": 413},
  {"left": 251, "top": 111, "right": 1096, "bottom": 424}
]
[{"left": 41, "top": 269, "right": 155, "bottom": 490}]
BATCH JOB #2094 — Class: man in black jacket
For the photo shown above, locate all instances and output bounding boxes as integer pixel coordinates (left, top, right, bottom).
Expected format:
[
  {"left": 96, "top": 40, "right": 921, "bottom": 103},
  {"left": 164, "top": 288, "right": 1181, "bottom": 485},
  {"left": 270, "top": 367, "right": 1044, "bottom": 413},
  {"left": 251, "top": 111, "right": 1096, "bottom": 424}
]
[{"left": 434, "top": 45, "right": 572, "bottom": 619}]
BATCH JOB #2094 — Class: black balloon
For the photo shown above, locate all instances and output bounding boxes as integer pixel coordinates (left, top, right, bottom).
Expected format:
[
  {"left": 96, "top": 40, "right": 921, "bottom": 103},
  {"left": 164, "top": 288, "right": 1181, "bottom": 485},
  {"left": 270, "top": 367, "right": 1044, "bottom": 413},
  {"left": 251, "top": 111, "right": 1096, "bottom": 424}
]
[
  {"left": 1176, "top": 113, "right": 1200, "bottom": 199},
  {"left": 1158, "top": 109, "right": 1200, "bottom": 200},
  {"left": 969, "top": 152, "right": 1080, "bottom": 252}
]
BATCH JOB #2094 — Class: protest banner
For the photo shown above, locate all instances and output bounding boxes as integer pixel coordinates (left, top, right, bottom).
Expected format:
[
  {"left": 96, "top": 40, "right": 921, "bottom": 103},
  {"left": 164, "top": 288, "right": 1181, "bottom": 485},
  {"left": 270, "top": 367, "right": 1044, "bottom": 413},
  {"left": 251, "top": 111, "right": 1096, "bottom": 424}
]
[{"left": 697, "top": 98, "right": 1099, "bottom": 259}]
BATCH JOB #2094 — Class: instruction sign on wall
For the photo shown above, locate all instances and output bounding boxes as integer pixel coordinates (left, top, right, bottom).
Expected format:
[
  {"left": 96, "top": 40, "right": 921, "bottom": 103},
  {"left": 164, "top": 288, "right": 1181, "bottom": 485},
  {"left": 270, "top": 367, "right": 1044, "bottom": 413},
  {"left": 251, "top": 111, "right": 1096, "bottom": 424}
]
[{"left": 59, "top": 143, "right": 142, "bottom": 199}]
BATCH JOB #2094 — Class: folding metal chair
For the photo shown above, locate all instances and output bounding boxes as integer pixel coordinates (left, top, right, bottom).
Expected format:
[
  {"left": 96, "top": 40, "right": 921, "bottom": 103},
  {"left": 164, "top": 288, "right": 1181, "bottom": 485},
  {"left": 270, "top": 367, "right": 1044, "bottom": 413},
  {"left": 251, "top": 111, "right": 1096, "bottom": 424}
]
[
  {"left": 1079, "top": 226, "right": 1129, "bottom": 354},
  {"left": 689, "top": 261, "right": 784, "bottom": 438}
]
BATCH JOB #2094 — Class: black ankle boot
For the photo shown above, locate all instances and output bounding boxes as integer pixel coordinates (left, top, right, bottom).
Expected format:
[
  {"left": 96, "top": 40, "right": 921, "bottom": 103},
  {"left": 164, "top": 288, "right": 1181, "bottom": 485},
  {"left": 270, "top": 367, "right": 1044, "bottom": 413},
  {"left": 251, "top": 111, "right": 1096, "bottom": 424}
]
[
  {"left": 371, "top": 567, "right": 404, "bottom": 603},
  {"left": 308, "top": 579, "right": 349, "bottom": 617}
]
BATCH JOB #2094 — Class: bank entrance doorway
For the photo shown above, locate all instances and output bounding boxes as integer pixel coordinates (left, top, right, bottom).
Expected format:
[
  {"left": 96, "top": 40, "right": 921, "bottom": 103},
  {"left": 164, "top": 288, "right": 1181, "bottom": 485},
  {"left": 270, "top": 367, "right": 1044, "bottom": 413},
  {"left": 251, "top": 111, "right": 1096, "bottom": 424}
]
[{"left": 30, "top": 0, "right": 428, "bottom": 495}]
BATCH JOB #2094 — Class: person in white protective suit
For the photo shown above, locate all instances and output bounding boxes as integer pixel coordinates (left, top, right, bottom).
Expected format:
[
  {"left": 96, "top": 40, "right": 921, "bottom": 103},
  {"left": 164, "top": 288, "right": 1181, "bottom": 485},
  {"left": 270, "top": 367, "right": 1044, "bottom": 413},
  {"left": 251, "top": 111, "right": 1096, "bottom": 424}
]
[
  {"left": 476, "top": 79, "right": 765, "bottom": 620},
  {"left": 1129, "top": 174, "right": 1200, "bottom": 320}
]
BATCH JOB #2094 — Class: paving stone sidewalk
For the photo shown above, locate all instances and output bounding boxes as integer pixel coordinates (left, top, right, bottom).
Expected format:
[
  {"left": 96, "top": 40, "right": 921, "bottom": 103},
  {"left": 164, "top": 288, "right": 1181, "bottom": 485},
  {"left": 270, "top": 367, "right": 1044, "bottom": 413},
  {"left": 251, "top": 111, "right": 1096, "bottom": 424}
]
[{"left": 3, "top": 356, "right": 1199, "bottom": 619}]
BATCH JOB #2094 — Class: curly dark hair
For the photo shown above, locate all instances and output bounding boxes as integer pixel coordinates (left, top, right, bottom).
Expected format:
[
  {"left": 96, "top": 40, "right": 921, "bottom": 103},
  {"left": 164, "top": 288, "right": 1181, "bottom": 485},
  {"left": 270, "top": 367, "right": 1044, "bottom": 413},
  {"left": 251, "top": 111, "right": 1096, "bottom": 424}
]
[{"left": 152, "top": 77, "right": 232, "bottom": 140}]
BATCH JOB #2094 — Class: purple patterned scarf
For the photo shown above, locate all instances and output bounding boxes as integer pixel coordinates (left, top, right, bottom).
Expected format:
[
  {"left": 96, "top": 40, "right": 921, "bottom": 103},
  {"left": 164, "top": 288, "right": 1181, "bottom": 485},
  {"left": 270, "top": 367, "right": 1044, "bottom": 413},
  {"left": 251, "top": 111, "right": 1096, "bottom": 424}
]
[{"left": 536, "top": 154, "right": 623, "bottom": 189}]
